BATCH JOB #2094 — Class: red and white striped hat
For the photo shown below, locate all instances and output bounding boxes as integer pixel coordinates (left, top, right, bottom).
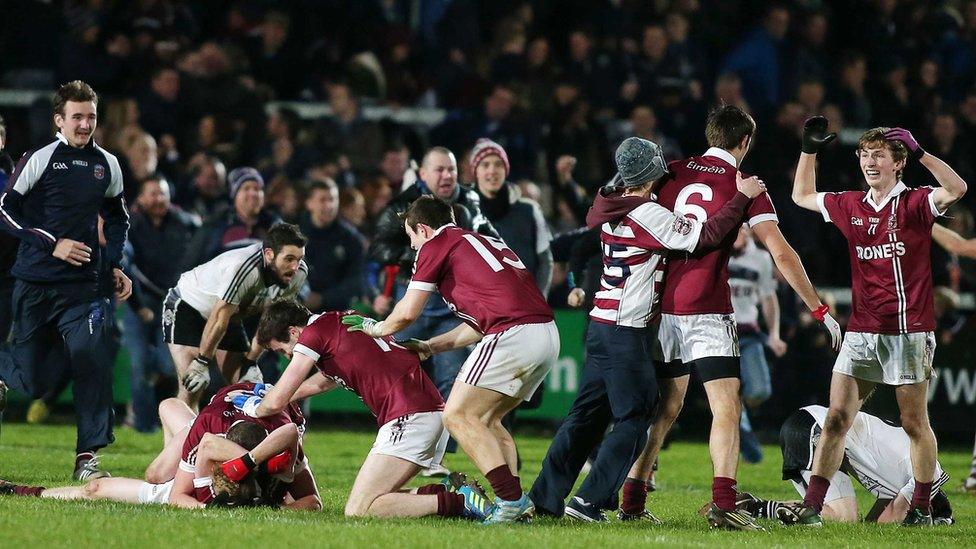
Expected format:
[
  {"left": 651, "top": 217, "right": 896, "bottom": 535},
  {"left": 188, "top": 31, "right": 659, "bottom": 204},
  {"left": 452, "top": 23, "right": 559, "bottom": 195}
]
[{"left": 469, "top": 138, "right": 510, "bottom": 177}]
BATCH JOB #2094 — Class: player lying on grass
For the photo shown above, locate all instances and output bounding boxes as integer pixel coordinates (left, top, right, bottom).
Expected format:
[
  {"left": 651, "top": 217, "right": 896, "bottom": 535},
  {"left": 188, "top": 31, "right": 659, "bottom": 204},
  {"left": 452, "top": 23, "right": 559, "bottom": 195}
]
[
  {"left": 734, "top": 405, "right": 953, "bottom": 525},
  {"left": 227, "top": 299, "right": 491, "bottom": 520},
  {"left": 1, "top": 383, "right": 320, "bottom": 510}
]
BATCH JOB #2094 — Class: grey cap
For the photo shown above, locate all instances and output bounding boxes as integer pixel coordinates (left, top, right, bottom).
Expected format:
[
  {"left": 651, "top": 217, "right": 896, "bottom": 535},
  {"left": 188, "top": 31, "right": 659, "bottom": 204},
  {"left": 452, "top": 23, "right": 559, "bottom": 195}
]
[{"left": 614, "top": 137, "right": 668, "bottom": 187}]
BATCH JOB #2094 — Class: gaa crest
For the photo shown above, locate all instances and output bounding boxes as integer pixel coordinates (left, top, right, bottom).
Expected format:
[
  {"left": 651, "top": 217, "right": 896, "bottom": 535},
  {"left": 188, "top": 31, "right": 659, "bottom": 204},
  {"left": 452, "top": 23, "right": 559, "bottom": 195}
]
[
  {"left": 671, "top": 216, "right": 693, "bottom": 235},
  {"left": 94, "top": 164, "right": 105, "bottom": 180}
]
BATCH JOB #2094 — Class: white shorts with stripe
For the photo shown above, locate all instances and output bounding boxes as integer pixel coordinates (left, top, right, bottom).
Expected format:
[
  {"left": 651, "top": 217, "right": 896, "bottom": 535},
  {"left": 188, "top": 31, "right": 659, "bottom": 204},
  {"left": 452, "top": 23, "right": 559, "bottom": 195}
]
[
  {"left": 369, "top": 411, "right": 449, "bottom": 469},
  {"left": 138, "top": 479, "right": 174, "bottom": 505},
  {"left": 833, "top": 331, "right": 936, "bottom": 385},
  {"left": 457, "top": 321, "right": 560, "bottom": 401},
  {"left": 657, "top": 313, "right": 740, "bottom": 364}
]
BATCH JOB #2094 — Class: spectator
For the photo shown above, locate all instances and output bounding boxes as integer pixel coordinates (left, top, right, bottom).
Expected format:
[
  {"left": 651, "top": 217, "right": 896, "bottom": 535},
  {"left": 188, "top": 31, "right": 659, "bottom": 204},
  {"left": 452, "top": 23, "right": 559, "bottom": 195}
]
[
  {"left": 175, "top": 153, "right": 227, "bottom": 221},
  {"left": 431, "top": 83, "right": 538, "bottom": 180},
  {"left": 378, "top": 144, "right": 410, "bottom": 191},
  {"left": 300, "top": 179, "right": 366, "bottom": 312},
  {"left": 137, "top": 67, "right": 182, "bottom": 141},
  {"left": 564, "top": 28, "right": 619, "bottom": 114},
  {"left": 181, "top": 166, "right": 279, "bottom": 270},
  {"left": 831, "top": 52, "right": 872, "bottom": 128},
  {"left": 794, "top": 11, "right": 830, "bottom": 84},
  {"left": 627, "top": 105, "right": 683, "bottom": 160},
  {"left": 248, "top": 11, "right": 303, "bottom": 99},
  {"left": 314, "top": 81, "right": 384, "bottom": 175},
  {"left": 257, "top": 106, "right": 314, "bottom": 181},
  {"left": 795, "top": 79, "right": 826, "bottom": 116},
  {"left": 339, "top": 186, "right": 367, "bottom": 230},
  {"left": 265, "top": 174, "right": 301, "bottom": 223},
  {"left": 722, "top": 5, "right": 790, "bottom": 115},
  {"left": 471, "top": 139, "right": 553, "bottom": 295},
  {"left": 123, "top": 175, "right": 198, "bottom": 432}
]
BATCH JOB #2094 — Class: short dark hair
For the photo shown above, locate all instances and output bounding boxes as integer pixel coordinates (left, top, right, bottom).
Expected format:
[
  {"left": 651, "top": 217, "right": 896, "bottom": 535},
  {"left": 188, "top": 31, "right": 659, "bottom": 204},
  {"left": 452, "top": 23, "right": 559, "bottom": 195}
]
[
  {"left": 262, "top": 223, "right": 307, "bottom": 255},
  {"left": 256, "top": 299, "right": 312, "bottom": 347},
  {"left": 705, "top": 105, "right": 756, "bottom": 149},
  {"left": 307, "top": 179, "right": 338, "bottom": 196},
  {"left": 54, "top": 80, "right": 98, "bottom": 117},
  {"left": 403, "top": 195, "right": 455, "bottom": 231},
  {"left": 226, "top": 420, "right": 268, "bottom": 450}
]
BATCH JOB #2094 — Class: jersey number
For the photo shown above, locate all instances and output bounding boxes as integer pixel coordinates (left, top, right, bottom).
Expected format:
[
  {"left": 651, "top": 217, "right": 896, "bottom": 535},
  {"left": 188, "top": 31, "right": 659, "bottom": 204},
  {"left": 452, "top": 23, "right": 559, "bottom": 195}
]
[
  {"left": 674, "top": 183, "right": 713, "bottom": 221},
  {"left": 462, "top": 234, "right": 526, "bottom": 272}
]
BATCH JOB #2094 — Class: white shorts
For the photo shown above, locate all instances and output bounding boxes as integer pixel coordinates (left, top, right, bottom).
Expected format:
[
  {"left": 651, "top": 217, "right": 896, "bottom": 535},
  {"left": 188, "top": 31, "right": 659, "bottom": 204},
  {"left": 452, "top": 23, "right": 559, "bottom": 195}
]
[
  {"left": 457, "top": 321, "right": 560, "bottom": 401},
  {"left": 791, "top": 470, "right": 855, "bottom": 505},
  {"left": 370, "top": 411, "right": 449, "bottom": 469},
  {"left": 657, "top": 313, "right": 739, "bottom": 364},
  {"left": 833, "top": 331, "right": 936, "bottom": 385},
  {"left": 137, "top": 480, "right": 174, "bottom": 505}
]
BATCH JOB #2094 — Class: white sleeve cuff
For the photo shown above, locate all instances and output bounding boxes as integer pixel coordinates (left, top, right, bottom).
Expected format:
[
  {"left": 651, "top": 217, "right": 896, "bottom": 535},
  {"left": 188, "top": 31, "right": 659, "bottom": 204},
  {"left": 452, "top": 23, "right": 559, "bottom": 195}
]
[
  {"left": 293, "top": 343, "right": 320, "bottom": 361},
  {"left": 407, "top": 280, "right": 436, "bottom": 292},
  {"left": 747, "top": 213, "right": 778, "bottom": 227},
  {"left": 193, "top": 476, "right": 213, "bottom": 488},
  {"left": 816, "top": 193, "right": 831, "bottom": 223},
  {"left": 179, "top": 460, "right": 195, "bottom": 473},
  {"left": 928, "top": 190, "right": 948, "bottom": 217}
]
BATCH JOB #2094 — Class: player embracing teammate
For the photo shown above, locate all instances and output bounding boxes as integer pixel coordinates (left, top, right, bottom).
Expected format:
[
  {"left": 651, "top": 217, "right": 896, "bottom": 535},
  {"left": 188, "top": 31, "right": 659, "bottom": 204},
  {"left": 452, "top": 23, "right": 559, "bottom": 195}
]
[{"left": 784, "top": 118, "right": 966, "bottom": 526}]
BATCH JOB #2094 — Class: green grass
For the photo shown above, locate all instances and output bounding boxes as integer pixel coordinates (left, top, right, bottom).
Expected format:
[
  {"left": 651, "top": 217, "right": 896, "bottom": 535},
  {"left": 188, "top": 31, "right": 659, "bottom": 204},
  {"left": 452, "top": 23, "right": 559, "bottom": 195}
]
[{"left": 0, "top": 422, "right": 973, "bottom": 547}]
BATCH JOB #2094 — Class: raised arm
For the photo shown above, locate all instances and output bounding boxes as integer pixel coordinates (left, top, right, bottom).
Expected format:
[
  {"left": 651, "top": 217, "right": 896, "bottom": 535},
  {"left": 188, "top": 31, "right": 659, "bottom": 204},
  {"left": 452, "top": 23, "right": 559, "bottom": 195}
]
[
  {"left": 342, "top": 288, "right": 430, "bottom": 338},
  {"left": 792, "top": 116, "right": 837, "bottom": 212},
  {"left": 932, "top": 223, "right": 976, "bottom": 258},
  {"left": 885, "top": 128, "right": 967, "bottom": 212}
]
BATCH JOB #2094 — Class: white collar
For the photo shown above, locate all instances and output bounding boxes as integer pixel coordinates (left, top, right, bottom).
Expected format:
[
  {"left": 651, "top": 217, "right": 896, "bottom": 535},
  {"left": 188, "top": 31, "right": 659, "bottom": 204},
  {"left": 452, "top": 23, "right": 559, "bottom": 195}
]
[
  {"left": 432, "top": 223, "right": 456, "bottom": 237},
  {"left": 703, "top": 147, "right": 738, "bottom": 168},
  {"left": 863, "top": 181, "right": 907, "bottom": 212},
  {"left": 55, "top": 132, "right": 69, "bottom": 145},
  {"left": 306, "top": 314, "right": 321, "bottom": 326}
]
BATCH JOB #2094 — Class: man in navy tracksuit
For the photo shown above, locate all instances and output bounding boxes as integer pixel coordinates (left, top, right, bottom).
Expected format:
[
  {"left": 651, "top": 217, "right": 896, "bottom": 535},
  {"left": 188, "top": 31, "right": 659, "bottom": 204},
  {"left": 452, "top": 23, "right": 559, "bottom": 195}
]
[{"left": 0, "top": 81, "right": 132, "bottom": 480}]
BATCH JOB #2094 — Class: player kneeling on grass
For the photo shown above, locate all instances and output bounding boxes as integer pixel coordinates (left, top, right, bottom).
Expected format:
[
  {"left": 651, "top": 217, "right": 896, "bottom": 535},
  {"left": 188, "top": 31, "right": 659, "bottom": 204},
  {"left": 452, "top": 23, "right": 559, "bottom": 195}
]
[
  {"left": 228, "top": 299, "right": 491, "bottom": 520},
  {"left": 734, "top": 405, "right": 953, "bottom": 526},
  {"left": 341, "top": 196, "right": 560, "bottom": 524}
]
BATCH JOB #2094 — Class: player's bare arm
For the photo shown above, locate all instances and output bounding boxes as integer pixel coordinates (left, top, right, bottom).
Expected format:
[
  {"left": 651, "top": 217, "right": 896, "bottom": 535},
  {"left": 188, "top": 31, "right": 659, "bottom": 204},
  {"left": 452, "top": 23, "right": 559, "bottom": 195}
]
[
  {"left": 883, "top": 128, "right": 967, "bottom": 211},
  {"left": 293, "top": 372, "right": 338, "bottom": 401},
  {"left": 425, "top": 322, "right": 484, "bottom": 354},
  {"left": 343, "top": 288, "right": 430, "bottom": 338},
  {"left": 181, "top": 299, "right": 240, "bottom": 394},
  {"left": 752, "top": 221, "right": 841, "bottom": 350},
  {"left": 760, "top": 292, "right": 787, "bottom": 357},
  {"left": 248, "top": 353, "right": 318, "bottom": 418},
  {"left": 932, "top": 224, "right": 976, "bottom": 258},
  {"left": 792, "top": 116, "right": 837, "bottom": 212},
  {"left": 167, "top": 468, "right": 204, "bottom": 509}
]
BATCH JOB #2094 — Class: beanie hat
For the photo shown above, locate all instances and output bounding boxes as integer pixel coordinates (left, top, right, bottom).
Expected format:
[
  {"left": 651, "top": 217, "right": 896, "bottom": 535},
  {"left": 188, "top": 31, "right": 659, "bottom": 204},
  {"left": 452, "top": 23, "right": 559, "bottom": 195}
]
[
  {"left": 228, "top": 167, "right": 264, "bottom": 199},
  {"left": 614, "top": 137, "right": 668, "bottom": 187},
  {"left": 470, "top": 138, "right": 510, "bottom": 177}
]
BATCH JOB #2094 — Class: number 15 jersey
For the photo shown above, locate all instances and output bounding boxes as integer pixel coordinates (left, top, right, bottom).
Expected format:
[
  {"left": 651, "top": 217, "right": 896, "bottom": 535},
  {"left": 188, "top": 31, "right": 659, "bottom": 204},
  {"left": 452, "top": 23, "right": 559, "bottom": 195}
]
[
  {"left": 656, "top": 148, "right": 778, "bottom": 315},
  {"left": 408, "top": 224, "right": 554, "bottom": 334}
]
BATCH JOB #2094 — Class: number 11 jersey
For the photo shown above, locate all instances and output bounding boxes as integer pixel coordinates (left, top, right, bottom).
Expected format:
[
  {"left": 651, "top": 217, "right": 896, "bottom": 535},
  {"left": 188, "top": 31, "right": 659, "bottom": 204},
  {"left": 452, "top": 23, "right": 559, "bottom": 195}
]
[
  {"left": 408, "top": 224, "right": 554, "bottom": 334},
  {"left": 655, "top": 148, "right": 779, "bottom": 315}
]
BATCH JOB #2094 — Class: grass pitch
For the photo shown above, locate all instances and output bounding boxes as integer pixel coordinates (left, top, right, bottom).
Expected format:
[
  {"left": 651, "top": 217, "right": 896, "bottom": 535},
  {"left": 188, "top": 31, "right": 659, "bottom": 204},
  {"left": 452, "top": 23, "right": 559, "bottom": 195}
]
[{"left": 0, "top": 421, "right": 973, "bottom": 548}]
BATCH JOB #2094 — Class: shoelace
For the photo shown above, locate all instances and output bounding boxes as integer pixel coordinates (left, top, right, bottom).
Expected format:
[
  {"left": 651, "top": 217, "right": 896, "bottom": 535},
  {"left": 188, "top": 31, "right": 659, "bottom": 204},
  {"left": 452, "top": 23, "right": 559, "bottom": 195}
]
[{"left": 77, "top": 456, "right": 102, "bottom": 480}]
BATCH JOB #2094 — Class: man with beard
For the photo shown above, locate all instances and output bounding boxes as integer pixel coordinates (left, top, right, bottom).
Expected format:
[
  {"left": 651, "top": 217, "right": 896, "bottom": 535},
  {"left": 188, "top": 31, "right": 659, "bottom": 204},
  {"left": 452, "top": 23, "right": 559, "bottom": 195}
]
[{"left": 163, "top": 223, "right": 308, "bottom": 409}]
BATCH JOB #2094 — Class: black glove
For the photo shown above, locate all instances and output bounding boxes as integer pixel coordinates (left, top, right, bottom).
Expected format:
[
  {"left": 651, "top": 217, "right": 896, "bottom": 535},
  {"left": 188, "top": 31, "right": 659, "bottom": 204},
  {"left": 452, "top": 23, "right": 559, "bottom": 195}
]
[{"left": 801, "top": 116, "right": 837, "bottom": 154}]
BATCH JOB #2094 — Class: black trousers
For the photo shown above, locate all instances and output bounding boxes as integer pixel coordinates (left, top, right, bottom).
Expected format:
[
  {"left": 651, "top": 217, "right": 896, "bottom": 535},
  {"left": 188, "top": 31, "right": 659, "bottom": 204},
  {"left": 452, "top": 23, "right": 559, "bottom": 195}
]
[
  {"left": 0, "top": 280, "right": 115, "bottom": 453},
  {"left": 0, "top": 276, "right": 13, "bottom": 340},
  {"left": 529, "top": 321, "right": 659, "bottom": 515}
]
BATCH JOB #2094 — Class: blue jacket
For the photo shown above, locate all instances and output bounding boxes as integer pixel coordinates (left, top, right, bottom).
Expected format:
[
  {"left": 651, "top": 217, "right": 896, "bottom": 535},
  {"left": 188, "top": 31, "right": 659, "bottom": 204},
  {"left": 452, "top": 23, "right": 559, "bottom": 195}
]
[{"left": 0, "top": 132, "right": 128, "bottom": 289}]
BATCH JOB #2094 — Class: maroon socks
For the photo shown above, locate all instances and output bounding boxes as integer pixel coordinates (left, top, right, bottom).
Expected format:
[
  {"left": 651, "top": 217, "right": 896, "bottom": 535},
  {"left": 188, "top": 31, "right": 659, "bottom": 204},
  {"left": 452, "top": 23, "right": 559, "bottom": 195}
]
[
  {"left": 803, "top": 475, "right": 830, "bottom": 512},
  {"left": 911, "top": 480, "right": 933, "bottom": 513},
  {"left": 485, "top": 465, "right": 522, "bottom": 502},
  {"left": 436, "top": 491, "right": 464, "bottom": 517},
  {"left": 712, "top": 477, "right": 737, "bottom": 511},
  {"left": 416, "top": 483, "right": 447, "bottom": 495},
  {"left": 621, "top": 477, "right": 648, "bottom": 515}
]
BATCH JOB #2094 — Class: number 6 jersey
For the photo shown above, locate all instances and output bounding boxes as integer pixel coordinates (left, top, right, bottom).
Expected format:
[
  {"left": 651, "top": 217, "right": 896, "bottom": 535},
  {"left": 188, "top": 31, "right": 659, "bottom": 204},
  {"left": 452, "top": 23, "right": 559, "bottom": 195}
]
[
  {"left": 408, "top": 224, "right": 554, "bottom": 335},
  {"left": 655, "top": 148, "right": 779, "bottom": 315}
]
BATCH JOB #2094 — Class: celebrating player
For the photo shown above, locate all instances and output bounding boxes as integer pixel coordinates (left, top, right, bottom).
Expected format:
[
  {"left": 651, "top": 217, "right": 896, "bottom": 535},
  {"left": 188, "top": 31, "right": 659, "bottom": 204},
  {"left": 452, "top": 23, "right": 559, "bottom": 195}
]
[
  {"left": 163, "top": 222, "right": 308, "bottom": 409},
  {"left": 786, "top": 118, "right": 967, "bottom": 526},
  {"left": 228, "top": 299, "right": 491, "bottom": 520},
  {"left": 343, "top": 196, "right": 558, "bottom": 523},
  {"left": 529, "top": 137, "right": 768, "bottom": 523},
  {"left": 738, "top": 405, "right": 953, "bottom": 525},
  {"left": 623, "top": 105, "right": 842, "bottom": 530}
]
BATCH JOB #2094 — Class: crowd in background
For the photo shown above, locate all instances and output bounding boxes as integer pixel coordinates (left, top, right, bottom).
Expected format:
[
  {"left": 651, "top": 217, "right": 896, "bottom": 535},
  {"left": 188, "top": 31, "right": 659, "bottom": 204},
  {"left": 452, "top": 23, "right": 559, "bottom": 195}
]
[{"left": 2, "top": 0, "right": 975, "bottom": 434}]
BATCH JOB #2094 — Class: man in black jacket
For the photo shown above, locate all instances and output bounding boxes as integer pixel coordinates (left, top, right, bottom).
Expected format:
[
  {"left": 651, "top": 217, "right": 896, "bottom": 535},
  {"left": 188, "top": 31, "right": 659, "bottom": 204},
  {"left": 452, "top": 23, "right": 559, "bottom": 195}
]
[
  {"left": 0, "top": 81, "right": 131, "bottom": 480},
  {"left": 367, "top": 146, "right": 497, "bottom": 475}
]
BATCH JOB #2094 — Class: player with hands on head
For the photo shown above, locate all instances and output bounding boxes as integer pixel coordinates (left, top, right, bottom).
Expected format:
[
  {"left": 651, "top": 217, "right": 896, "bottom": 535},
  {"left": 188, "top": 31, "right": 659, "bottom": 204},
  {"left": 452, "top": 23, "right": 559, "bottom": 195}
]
[{"left": 788, "top": 117, "right": 967, "bottom": 526}]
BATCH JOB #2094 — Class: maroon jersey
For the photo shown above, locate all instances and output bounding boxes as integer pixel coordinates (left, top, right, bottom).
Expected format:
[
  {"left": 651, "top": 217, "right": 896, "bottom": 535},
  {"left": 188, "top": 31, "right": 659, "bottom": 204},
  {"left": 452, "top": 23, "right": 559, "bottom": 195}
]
[
  {"left": 656, "top": 148, "right": 779, "bottom": 315},
  {"left": 179, "top": 382, "right": 306, "bottom": 475},
  {"left": 817, "top": 182, "right": 940, "bottom": 334},
  {"left": 294, "top": 312, "right": 443, "bottom": 425},
  {"left": 408, "top": 224, "right": 554, "bottom": 334}
]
